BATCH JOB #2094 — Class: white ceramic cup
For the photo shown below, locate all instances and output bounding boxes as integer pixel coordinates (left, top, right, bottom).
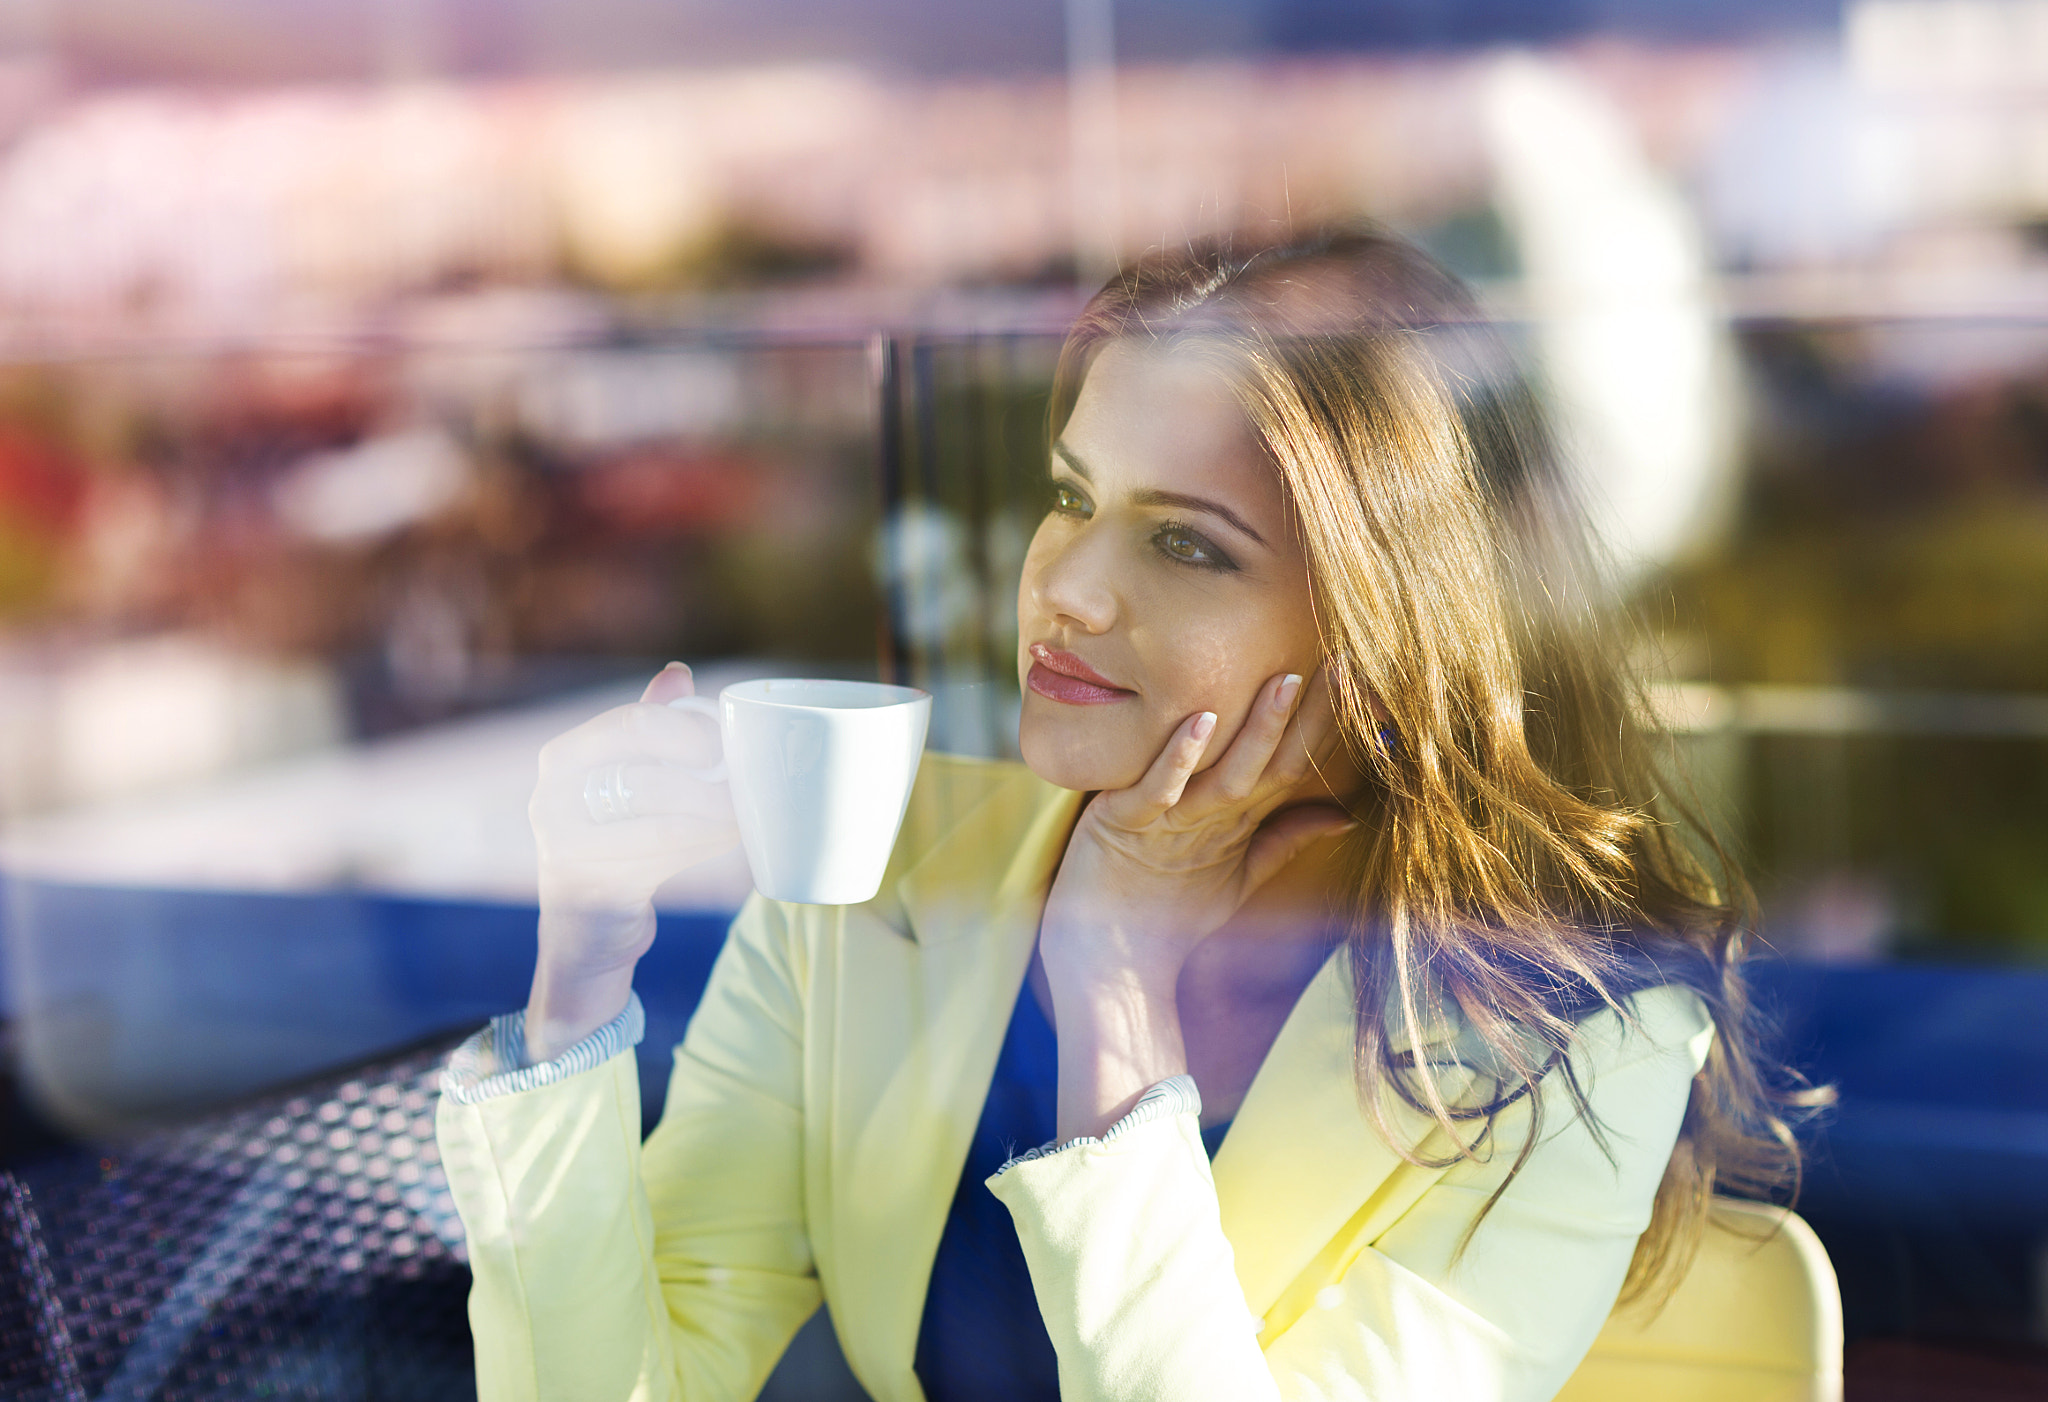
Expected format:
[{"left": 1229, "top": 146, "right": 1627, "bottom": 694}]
[{"left": 667, "top": 678, "right": 931, "bottom": 905}]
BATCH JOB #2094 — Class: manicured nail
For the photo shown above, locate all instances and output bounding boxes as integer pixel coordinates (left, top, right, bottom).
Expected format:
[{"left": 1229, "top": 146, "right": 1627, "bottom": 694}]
[
  {"left": 1192, "top": 711, "right": 1217, "bottom": 741},
  {"left": 662, "top": 660, "right": 686, "bottom": 672},
  {"left": 1277, "top": 674, "right": 1303, "bottom": 709}
]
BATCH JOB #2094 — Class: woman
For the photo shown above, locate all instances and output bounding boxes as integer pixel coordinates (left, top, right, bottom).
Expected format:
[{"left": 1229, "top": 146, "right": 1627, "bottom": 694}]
[{"left": 436, "top": 229, "right": 1814, "bottom": 1402}]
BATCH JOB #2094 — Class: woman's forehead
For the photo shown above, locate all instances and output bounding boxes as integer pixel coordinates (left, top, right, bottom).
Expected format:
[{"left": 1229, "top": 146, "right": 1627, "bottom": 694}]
[{"left": 1063, "top": 340, "right": 1279, "bottom": 505}]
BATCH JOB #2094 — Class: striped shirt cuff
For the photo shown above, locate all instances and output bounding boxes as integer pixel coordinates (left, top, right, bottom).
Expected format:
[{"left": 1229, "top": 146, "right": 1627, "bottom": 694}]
[
  {"left": 438, "top": 991, "right": 646, "bottom": 1106},
  {"left": 991, "top": 1073, "right": 1203, "bottom": 1177}
]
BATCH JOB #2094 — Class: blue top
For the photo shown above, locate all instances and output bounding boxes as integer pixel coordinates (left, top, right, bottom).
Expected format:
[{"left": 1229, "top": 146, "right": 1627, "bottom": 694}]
[{"left": 915, "top": 983, "right": 1230, "bottom": 1402}]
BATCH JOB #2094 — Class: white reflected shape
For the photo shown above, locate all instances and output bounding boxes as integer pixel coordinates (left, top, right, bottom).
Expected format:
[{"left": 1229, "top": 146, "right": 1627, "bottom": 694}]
[
  {"left": 1482, "top": 54, "right": 1743, "bottom": 586},
  {"left": 272, "top": 428, "right": 471, "bottom": 545},
  {"left": 3, "top": 668, "right": 760, "bottom": 909},
  {"left": 50, "top": 634, "right": 344, "bottom": 805}
]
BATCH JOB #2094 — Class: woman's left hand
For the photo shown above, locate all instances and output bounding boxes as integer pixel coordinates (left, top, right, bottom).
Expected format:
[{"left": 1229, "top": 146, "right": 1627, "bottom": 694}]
[{"left": 1039, "top": 666, "right": 1356, "bottom": 991}]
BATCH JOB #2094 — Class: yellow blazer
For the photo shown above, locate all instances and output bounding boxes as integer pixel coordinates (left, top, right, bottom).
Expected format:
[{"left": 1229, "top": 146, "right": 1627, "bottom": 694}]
[{"left": 436, "top": 753, "right": 1712, "bottom": 1402}]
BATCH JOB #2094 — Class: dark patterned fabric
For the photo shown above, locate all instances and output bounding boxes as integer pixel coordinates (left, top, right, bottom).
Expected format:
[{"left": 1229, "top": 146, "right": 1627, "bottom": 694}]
[{"left": 0, "top": 1034, "right": 474, "bottom": 1401}]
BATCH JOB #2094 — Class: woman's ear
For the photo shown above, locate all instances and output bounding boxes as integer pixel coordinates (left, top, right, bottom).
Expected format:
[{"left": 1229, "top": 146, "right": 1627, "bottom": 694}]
[{"left": 1326, "top": 653, "right": 1397, "bottom": 757}]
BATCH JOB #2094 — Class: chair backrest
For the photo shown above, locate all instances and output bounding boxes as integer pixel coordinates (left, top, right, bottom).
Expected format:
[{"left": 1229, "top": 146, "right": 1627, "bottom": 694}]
[
  {"left": 0, "top": 1172, "right": 87, "bottom": 1402},
  {"left": 1554, "top": 1197, "right": 1844, "bottom": 1402}
]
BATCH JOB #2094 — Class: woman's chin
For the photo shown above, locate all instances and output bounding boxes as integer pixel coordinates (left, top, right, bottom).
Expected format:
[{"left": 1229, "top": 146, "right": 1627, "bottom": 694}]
[{"left": 1017, "top": 723, "right": 1147, "bottom": 794}]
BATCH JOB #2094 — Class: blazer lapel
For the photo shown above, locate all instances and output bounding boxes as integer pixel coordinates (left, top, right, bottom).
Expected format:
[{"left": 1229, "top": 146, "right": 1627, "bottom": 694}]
[
  {"left": 1212, "top": 954, "right": 1478, "bottom": 1325},
  {"left": 822, "top": 768, "right": 1081, "bottom": 1402}
]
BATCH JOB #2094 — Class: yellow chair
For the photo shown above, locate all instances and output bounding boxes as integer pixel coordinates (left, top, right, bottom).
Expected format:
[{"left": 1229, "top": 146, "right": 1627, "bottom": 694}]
[{"left": 1556, "top": 1198, "right": 1844, "bottom": 1402}]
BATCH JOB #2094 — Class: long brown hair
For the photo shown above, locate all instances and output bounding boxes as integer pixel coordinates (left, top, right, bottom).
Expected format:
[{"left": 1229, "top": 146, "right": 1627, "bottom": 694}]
[{"left": 1051, "top": 228, "right": 1828, "bottom": 1306}]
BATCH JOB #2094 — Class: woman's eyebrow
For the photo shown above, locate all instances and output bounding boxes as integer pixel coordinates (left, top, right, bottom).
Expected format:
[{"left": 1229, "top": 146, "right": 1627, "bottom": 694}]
[{"left": 1053, "top": 440, "right": 1270, "bottom": 549}]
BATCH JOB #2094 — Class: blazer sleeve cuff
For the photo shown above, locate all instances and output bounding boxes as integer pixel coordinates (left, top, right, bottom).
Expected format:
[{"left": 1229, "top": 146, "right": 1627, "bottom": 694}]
[
  {"left": 990, "top": 1073, "right": 1203, "bottom": 1177},
  {"left": 439, "top": 990, "right": 646, "bottom": 1106},
  {"left": 984, "top": 1077, "right": 1278, "bottom": 1399}
]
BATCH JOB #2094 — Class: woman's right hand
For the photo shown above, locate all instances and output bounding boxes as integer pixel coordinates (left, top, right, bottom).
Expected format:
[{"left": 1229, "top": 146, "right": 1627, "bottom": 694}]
[{"left": 524, "top": 662, "right": 740, "bottom": 1062}]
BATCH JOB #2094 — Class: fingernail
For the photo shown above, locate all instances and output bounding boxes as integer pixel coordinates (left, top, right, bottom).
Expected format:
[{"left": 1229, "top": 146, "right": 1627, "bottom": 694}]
[
  {"left": 1277, "top": 674, "right": 1303, "bottom": 708},
  {"left": 1192, "top": 711, "right": 1217, "bottom": 741},
  {"left": 662, "top": 660, "right": 686, "bottom": 672}
]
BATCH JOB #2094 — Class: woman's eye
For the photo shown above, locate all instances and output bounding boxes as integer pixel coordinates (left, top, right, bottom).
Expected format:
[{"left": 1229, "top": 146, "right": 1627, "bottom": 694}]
[
  {"left": 1050, "top": 483, "right": 1091, "bottom": 517},
  {"left": 1157, "top": 525, "right": 1216, "bottom": 565}
]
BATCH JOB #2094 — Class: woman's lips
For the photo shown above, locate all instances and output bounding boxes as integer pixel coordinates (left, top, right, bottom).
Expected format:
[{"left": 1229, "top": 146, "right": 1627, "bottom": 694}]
[{"left": 1026, "top": 643, "right": 1134, "bottom": 705}]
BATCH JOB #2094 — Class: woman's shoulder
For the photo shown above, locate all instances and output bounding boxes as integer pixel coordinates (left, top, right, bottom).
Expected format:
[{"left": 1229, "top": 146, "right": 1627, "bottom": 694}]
[
  {"left": 899, "top": 749, "right": 1042, "bottom": 828},
  {"left": 1418, "top": 980, "right": 1714, "bottom": 1099},
  {"left": 1575, "top": 982, "right": 1715, "bottom": 1079},
  {"left": 1403, "top": 972, "right": 1713, "bottom": 1066},
  {"left": 886, "top": 751, "right": 1056, "bottom": 874}
]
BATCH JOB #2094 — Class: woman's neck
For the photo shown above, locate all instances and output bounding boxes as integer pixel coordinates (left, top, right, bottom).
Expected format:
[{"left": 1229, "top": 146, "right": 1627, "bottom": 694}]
[{"left": 1187, "top": 829, "right": 1352, "bottom": 1006}]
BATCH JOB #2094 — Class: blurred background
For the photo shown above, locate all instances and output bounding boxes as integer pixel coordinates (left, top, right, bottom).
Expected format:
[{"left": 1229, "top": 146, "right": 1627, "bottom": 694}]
[{"left": 0, "top": 0, "right": 2044, "bottom": 1397}]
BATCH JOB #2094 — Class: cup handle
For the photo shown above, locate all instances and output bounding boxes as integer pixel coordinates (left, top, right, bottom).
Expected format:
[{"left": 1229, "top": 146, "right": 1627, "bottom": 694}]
[{"left": 666, "top": 696, "right": 729, "bottom": 783}]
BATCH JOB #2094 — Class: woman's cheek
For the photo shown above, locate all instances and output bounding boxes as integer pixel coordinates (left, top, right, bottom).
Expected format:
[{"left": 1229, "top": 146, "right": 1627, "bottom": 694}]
[{"left": 1146, "top": 627, "right": 1259, "bottom": 763}]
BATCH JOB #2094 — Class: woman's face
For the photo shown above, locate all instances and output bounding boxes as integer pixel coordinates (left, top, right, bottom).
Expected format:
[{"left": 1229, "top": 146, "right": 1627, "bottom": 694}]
[{"left": 1016, "top": 338, "right": 1336, "bottom": 795}]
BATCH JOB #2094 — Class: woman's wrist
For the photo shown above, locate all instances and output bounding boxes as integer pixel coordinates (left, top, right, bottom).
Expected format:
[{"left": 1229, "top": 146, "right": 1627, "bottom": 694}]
[
  {"left": 526, "top": 901, "right": 651, "bottom": 1065},
  {"left": 1046, "top": 956, "right": 1190, "bottom": 1141},
  {"left": 524, "top": 959, "right": 636, "bottom": 1066},
  {"left": 1039, "top": 895, "right": 1192, "bottom": 986}
]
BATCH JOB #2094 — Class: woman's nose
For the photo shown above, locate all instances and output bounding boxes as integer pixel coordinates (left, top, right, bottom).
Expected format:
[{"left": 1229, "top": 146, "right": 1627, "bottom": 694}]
[{"left": 1029, "top": 526, "right": 1119, "bottom": 634}]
